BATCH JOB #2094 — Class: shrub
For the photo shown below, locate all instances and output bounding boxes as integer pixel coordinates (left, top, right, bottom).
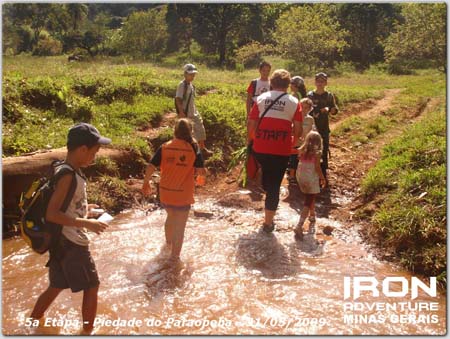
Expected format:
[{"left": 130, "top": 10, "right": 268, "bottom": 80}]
[
  {"left": 20, "top": 78, "right": 65, "bottom": 110},
  {"left": 3, "top": 78, "right": 24, "bottom": 123},
  {"left": 87, "top": 175, "right": 134, "bottom": 213},
  {"left": 66, "top": 95, "right": 94, "bottom": 122},
  {"left": 334, "top": 61, "right": 357, "bottom": 76},
  {"left": 92, "top": 156, "right": 119, "bottom": 176},
  {"left": 234, "top": 41, "right": 270, "bottom": 68},
  {"left": 33, "top": 34, "right": 63, "bottom": 56}
]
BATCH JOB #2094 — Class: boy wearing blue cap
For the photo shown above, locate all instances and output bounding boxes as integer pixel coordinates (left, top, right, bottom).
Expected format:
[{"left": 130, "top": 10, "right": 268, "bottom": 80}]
[{"left": 30, "top": 123, "right": 110, "bottom": 334}]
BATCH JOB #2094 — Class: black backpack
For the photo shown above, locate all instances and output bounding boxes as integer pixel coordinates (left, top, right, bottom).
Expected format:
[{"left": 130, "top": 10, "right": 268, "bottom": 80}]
[{"left": 19, "top": 161, "right": 77, "bottom": 254}]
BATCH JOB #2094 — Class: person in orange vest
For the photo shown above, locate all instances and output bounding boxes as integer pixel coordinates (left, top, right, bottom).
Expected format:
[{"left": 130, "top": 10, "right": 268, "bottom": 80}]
[{"left": 142, "top": 119, "right": 206, "bottom": 264}]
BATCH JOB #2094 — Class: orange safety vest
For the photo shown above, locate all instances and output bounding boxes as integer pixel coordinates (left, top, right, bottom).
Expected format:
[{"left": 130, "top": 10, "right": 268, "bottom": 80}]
[{"left": 159, "top": 138, "right": 197, "bottom": 206}]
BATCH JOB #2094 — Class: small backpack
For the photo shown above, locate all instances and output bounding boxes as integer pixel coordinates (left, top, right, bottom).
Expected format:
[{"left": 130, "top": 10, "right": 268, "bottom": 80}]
[{"left": 18, "top": 161, "right": 77, "bottom": 254}]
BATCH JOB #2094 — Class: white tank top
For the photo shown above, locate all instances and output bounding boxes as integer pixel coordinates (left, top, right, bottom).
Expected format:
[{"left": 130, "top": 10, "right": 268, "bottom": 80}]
[{"left": 60, "top": 168, "right": 90, "bottom": 246}]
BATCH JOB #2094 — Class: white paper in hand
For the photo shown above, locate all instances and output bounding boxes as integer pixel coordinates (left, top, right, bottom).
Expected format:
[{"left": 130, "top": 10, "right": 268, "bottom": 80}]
[{"left": 98, "top": 212, "right": 114, "bottom": 224}]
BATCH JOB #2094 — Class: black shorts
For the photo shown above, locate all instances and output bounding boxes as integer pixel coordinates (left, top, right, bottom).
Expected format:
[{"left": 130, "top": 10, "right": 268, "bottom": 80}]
[{"left": 48, "top": 237, "right": 100, "bottom": 293}]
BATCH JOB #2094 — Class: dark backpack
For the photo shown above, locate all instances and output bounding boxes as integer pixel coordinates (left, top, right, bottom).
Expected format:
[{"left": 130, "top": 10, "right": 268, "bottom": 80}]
[
  {"left": 19, "top": 161, "right": 77, "bottom": 254},
  {"left": 175, "top": 80, "right": 193, "bottom": 115},
  {"left": 251, "top": 79, "right": 258, "bottom": 98}
]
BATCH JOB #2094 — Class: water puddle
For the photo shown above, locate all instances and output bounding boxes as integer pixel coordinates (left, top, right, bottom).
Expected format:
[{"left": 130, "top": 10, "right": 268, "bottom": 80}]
[{"left": 2, "top": 193, "right": 446, "bottom": 335}]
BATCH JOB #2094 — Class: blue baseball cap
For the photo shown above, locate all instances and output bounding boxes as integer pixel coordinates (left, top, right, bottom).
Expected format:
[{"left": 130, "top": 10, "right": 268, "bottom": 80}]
[{"left": 67, "top": 123, "right": 111, "bottom": 148}]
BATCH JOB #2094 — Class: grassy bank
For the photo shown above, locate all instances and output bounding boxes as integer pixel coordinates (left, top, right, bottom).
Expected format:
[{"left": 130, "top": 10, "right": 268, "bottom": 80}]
[
  {"left": 4, "top": 55, "right": 392, "bottom": 158},
  {"left": 360, "top": 103, "right": 446, "bottom": 285}
]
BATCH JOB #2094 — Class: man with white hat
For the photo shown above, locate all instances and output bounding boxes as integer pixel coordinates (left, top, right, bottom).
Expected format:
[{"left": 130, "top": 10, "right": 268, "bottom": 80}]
[{"left": 175, "top": 64, "right": 213, "bottom": 157}]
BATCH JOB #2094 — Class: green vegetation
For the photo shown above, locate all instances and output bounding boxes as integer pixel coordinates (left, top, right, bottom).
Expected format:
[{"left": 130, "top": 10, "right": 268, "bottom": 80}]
[
  {"left": 3, "top": 4, "right": 445, "bottom": 73},
  {"left": 332, "top": 70, "right": 446, "bottom": 147},
  {"left": 3, "top": 55, "right": 395, "bottom": 158},
  {"left": 360, "top": 104, "right": 446, "bottom": 284}
]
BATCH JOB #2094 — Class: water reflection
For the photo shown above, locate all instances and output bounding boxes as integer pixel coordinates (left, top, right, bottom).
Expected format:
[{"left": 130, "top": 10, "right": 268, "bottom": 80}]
[{"left": 236, "top": 230, "right": 301, "bottom": 279}]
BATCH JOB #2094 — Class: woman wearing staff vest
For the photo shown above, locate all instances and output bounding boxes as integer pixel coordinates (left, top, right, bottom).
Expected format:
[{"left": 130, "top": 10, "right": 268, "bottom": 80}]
[
  {"left": 142, "top": 119, "right": 206, "bottom": 264},
  {"left": 247, "top": 69, "right": 303, "bottom": 233}
]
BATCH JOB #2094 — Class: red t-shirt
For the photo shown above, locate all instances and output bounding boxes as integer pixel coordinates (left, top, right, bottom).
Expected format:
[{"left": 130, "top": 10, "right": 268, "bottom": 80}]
[{"left": 249, "top": 91, "right": 302, "bottom": 156}]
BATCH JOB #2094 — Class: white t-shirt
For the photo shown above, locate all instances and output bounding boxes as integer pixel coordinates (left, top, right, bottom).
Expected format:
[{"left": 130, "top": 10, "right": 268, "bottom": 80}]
[
  {"left": 61, "top": 169, "right": 90, "bottom": 246},
  {"left": 176, "top": 80, "right": 197, "bottom": 117},
  {"left": 247, "top": 78, "right": 271, "bottom": 103}
]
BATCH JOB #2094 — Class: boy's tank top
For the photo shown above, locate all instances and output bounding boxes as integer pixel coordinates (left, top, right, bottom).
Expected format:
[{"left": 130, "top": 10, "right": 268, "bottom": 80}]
[
  {"left": 61, "top": 170, "right": 90, "bottom": 246},
  {"left": 159, "top": 139, "right": 197, "bottom": 206}
]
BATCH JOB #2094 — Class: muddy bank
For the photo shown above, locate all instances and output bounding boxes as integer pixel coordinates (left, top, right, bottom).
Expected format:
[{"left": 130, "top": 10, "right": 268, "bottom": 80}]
[{"left": 2, "top": 146, "right": 145, "bottom": 237}]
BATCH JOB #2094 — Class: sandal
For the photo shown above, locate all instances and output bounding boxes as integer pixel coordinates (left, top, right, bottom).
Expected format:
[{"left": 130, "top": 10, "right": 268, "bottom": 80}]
[{"left": 308, "top": 216, "right": 316, "bottom": 235}]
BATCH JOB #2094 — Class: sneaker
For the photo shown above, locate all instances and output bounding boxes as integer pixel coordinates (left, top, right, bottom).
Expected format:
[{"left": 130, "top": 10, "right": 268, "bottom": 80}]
[{"left": 262, "top": 222, "right": 275, "bottom": 233}]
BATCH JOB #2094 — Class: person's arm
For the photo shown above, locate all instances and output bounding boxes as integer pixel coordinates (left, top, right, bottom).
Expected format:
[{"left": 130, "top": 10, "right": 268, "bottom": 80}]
[
  {"left": 293, "top": 102, "right": 303, "bottom": 147},
  {"left": 247, "top": 119, "right": 257, "bottom": 145},
  {"left": 246, "top": 92, "right": 254, "bottom": 116},
  {"left": 315, "top": 155, "right": 326, "bottom": 187},
  {"left": 142, "top": 163, "right": 156, "bottom": 196},
  {"left": 293, "top": 121, "right": 302, "bottom": 148},
  {"left": 175, "top": 97, "right": 186, "bottom": 118},
  {"left": 142, "top": 147, "right": 162, "bottom": 196},
  {"left": 246, "top": 81, "right": 255, "bottom": 116},
  {"left": 329, "top": 93, "right": 339, "bottom": 115},
  {"left": 247, "top": 102, "right": 260, "bottom": 144},
  {"left": 46, "top": 174, "right": 108, "bottom": 234}
]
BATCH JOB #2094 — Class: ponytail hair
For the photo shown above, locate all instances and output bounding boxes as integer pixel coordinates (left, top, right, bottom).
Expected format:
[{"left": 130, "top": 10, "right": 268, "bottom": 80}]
[{"left": 299, "top": 84, "right": 307, "bottom": 98}]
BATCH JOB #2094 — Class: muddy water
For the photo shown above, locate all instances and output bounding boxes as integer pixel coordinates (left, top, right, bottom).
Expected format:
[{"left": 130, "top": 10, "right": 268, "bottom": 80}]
[{"left": 2, "top": 191, "right": 446, "bottom": 335}]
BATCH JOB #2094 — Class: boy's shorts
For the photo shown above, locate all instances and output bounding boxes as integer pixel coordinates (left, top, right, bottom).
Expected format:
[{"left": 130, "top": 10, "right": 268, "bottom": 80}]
[
  {"left": 48, "top": 237, "right": 100, "bottom": 293},
  {"left": 188, "top": 113, "right": 206, "bottom": 142}
]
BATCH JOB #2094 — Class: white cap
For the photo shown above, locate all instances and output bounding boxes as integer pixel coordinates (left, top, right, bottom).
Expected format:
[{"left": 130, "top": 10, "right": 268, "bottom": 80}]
[{"left": 183, "top": 64, "right": 198, "bottom": 74}]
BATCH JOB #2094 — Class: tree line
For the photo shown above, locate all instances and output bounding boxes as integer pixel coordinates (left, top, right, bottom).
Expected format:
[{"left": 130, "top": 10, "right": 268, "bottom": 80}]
[{"left": 3, "top": 3, "right": 446, "bottom": 73}]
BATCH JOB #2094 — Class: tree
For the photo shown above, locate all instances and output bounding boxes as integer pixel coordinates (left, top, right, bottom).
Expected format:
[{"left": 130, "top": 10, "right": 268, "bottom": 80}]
[
  {"left": 118, "top": 6, "right": 169, "bottom": 58},
  {"left": 337, "top": 4, "right": 400, "bottom": 68},
  {"left": 165, "top": 4, "right": 193, "bottom": 54},
  {"left": 3, "top": 3, "right": 71, "bottom": 53},
  {"left": 192, "top": 4, "right": 247, "bottom": 65},
  {"left": 384, "top": 3, "right": 446, "bottom": 72},
  {"left": 66, "top": 3, "right": 88, "bottom": 31},
  {"left": 275, "top": 4, "right": 348, "bottom": 69}
]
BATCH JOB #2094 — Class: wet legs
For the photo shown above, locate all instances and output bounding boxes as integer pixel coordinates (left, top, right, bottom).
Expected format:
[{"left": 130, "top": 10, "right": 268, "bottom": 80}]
[
  {"left": 30, "top": 287, "right": 63, "bottom": 321},
  {"left": 165, "top": 208, "right": 190, "bottom": 260}
]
